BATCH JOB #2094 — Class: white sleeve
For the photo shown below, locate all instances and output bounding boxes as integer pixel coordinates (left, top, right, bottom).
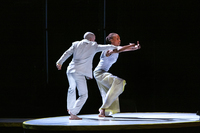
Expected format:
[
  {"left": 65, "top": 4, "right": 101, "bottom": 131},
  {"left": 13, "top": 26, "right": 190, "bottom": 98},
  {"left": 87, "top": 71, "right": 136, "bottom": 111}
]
[
  {"left": 96, "top": 44, "right": 117, "bottom": 52},
  {"left": 56, "top": 45, "right": 74, "bottom": 65}
]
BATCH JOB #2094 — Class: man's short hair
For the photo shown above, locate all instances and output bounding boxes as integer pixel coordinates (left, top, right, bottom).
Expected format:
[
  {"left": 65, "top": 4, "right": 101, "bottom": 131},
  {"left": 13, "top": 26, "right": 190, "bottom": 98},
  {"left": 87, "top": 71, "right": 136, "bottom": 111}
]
[{"left": 83, "top": 32, "right": 95, "bottom": 40}]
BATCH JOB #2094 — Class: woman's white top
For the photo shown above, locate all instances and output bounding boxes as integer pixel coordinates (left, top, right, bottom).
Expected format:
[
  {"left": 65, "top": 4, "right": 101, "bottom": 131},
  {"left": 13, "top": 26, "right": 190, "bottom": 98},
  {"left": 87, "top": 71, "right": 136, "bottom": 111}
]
[{"left": 94, "top": 46, "right": 122, "bottom": 72}]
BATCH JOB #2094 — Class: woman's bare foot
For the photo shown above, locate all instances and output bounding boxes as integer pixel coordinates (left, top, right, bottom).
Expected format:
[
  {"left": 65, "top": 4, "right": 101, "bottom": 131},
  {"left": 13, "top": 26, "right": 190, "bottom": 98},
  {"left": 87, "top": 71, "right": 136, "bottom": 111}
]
[
  {"left": 98, "top": 109, "right": 105, "bottom": 117},
  {"left": 69, "top": 113, "right": 82, "bottom": 120}
]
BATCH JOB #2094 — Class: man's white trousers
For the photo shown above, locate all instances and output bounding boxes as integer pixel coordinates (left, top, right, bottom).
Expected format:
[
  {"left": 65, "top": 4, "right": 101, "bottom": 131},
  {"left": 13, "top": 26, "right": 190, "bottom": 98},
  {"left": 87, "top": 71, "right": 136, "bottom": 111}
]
[{"left": 67, "top": 73, "right": 88, "bottom": 115}]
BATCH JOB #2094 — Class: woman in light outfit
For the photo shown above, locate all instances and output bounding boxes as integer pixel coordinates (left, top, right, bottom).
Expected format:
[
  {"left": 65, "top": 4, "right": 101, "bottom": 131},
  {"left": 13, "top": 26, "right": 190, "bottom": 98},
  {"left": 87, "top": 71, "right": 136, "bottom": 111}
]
[{"left": 94, "top": 33, "right": 141, "bottom": 117}]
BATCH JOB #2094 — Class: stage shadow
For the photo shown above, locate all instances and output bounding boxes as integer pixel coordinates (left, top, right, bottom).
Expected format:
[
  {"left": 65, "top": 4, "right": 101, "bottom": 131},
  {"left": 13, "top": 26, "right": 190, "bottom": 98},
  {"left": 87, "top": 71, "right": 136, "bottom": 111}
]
[{"left": 83, "top": 117, "right": 189, "bottom": 122}]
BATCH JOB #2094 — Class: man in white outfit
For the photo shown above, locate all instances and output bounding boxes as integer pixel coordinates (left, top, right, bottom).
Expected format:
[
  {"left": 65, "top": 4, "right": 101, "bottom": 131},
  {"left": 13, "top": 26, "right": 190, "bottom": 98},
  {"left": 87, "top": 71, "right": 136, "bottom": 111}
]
[{"left": 56, "top": 32, "right": 117, "bottom": 120}]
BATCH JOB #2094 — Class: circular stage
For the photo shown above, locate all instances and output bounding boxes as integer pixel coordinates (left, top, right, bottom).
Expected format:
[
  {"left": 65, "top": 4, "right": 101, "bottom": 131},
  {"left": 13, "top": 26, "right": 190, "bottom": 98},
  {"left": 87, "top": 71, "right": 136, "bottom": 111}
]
[{"left": 23, "top": 112, "right": 200, "bottom": 132}]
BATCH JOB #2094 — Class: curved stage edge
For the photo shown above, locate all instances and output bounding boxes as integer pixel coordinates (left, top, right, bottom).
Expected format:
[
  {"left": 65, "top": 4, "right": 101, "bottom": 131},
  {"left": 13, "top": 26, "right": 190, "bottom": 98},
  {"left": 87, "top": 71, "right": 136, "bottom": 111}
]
[{"left": 23, "top": 112, "right": 200, "bottom": 133}]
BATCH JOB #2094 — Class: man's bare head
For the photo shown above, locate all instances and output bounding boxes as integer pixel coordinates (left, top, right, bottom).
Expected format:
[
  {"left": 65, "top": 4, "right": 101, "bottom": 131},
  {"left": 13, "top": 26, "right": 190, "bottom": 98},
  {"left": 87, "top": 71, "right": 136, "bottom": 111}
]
[{"left": 83, "top": 32, "right": 95, "bottom": 41}]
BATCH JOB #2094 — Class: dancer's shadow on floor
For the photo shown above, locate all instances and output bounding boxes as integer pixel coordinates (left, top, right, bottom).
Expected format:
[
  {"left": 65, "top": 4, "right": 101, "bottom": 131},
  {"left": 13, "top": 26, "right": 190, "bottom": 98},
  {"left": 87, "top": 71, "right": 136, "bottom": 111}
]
[{"left": 83, "top": 116, "right": 188, "bottom": 122}]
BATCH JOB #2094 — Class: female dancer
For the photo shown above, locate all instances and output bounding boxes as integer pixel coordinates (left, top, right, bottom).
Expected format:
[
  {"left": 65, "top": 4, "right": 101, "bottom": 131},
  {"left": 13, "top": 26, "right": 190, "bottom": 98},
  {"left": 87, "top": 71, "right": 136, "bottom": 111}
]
[{"left": 94, "top": 33, "right": 140, "bottom": 117}]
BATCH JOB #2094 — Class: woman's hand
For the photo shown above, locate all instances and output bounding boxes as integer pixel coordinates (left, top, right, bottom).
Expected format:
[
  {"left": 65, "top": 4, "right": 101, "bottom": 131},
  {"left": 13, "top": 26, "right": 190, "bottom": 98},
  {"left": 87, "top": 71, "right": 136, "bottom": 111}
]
[{"left": 135, "top": 44, "right": 141, "bottom": 49}]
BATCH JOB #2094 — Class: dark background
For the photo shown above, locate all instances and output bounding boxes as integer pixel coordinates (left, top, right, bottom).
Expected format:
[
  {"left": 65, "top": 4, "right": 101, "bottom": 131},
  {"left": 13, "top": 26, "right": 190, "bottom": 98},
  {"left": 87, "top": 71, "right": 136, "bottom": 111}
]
[{"left": 1, "top": 0, "right": 199, "bottom": 118}]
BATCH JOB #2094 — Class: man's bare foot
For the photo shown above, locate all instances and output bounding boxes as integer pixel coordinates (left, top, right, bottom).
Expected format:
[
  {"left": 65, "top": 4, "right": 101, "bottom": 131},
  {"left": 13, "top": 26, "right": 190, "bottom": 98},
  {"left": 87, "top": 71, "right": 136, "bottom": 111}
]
[
  {"left": 69, "top": 113, "right": 82, "bottom": 120},
  {"left": 98, "top": 109, "right": 105, "bottom": 117}
]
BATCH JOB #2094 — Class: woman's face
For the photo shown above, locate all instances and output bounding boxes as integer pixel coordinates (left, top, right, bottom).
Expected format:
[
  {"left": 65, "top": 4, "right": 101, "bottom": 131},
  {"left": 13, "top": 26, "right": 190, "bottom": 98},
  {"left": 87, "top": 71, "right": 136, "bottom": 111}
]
[{"left": 110, "top": 34, "right": 121, "bottom": 46}]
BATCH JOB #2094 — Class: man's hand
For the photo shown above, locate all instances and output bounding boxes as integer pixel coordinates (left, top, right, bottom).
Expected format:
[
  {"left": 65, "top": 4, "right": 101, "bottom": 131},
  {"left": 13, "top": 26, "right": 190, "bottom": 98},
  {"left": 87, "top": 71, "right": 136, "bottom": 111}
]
[{"left": 56, "top": 63, "right": 62, "bottom": 70}]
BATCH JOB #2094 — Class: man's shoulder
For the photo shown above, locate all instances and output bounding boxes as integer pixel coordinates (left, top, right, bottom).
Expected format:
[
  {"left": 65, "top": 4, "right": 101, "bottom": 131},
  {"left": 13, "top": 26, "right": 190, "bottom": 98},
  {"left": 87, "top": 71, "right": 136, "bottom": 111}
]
[
  {"left": 72, "top": 39, "right": 98, "bottom": 49},
  {"left": 72, "top": 41, "right": 80, "bottom": 45}
]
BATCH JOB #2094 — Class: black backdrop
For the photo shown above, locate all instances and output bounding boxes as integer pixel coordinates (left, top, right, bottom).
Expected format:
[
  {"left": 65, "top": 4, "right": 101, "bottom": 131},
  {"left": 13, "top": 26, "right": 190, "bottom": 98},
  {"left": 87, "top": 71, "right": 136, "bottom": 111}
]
[{"left": 1, "top": 0, "right": 199, "bottom": 118}]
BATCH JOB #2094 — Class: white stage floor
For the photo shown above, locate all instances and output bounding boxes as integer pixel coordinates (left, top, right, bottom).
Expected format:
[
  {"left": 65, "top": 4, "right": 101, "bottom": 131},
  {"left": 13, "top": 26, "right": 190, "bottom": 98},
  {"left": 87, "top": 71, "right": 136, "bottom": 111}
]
[{"left": 23, "top": 112, "right": 200, "bottom": 131}]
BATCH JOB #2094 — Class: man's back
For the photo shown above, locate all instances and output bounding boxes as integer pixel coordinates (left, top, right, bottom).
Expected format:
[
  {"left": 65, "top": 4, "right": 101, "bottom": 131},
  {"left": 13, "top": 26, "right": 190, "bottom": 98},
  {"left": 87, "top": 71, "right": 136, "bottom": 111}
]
[{"left": 67, "top": 39, "right": 98, "bottom": 78}]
